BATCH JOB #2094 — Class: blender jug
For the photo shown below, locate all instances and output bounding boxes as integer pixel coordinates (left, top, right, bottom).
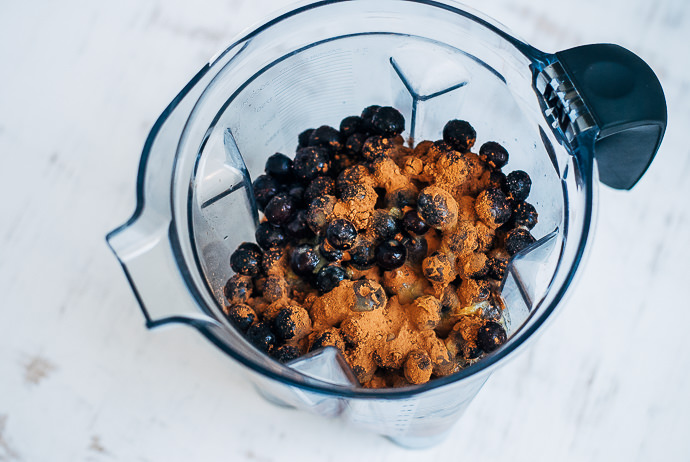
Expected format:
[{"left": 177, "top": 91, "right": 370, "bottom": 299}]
[{"left": 106, "top": 0, "right": 666, "bottom": 448}]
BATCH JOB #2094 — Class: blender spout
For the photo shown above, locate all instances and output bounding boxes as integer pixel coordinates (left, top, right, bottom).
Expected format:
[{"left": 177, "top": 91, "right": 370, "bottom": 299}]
[{"left": 106, "top": 214, "right": 222, "bottom": 329}]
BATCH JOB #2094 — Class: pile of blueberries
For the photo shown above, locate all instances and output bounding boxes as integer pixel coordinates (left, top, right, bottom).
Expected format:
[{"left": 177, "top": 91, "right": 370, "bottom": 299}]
[
  {"left": 224, "top": 105, "right": 537, "bottom": 362},
  {"left": 229, "top": 105, "right": 418, "bottom": 293}
]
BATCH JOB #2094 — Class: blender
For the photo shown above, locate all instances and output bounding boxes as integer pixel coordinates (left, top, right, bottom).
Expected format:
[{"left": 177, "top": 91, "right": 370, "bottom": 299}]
[{"left": 106, "top": 0, "right": 666, "bottom": 448}]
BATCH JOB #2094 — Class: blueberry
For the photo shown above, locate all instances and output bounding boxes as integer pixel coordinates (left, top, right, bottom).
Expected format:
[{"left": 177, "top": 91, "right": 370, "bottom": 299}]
[
  {"left": 326, "top": 219, "right": 357, "bottom": 250},
  {"left": 336, "top": 165, "right": 370, "bottom": 195},
  {"left": 504, "top": 228, "right": 536, "bottom": 256},
  {"left": 310, "top": 330, "right": 342, "bottom": 352},
  {"left": 298, "top": 128, "right": 314, "bottom": 148},
  {"left": 476, "top": 321, "right": 507, "bottom": 353},
  {"left": 272, "top": 344, "right": 301, "bottom": 363},
  {"left": 371, "top": 106, "right": 405, "bottom": 137},
  {"left": 417, "top": 187, "right": 458, "bottom": 230},
  {"left": 371, "top": 210, "right": 401, "bottom": 241},
  {"left": 309, "top": 125, "right": 342, "bottom": 151},
  {"left": 315, "top": 265, "right": 348, "bottom": 293},
  {"left": 285, "top": 183, "right": 305, "bottom": 208},
  {"left": 375, "top": 239, "right": 407, "bottom": 270},
  {"left": 348, "top": 238, "right": 376, "bottom": 269},
  {"left": 230, "top": 245, "right": 262, "bottom": 276},
  {"left": 401, "top": 235, "right": 428, "bottom": 266},
  {"left": 223, "top": 274, "right": 253, "bottom": 303},
  {"left": 476, "top": 188, "right": 512, "bottom": 227},
  {"left": 505, "top": 170, "right": 532, "bottom": 202},
  {"left": 264, "top": 193, "right": 295, "bottom": 225},
  {"left": 290, "top": 244, "right": 320, "bottom": 276},
  {"left": 238, "top": 242, "right": 263, "bottom": 254},
  {"left": 255, "top": 222, "right": 287, "bottom": 250},
  {"left": 402, "top": 209, "right": 429, "bottom": 235},
  {"left": 487, "top": 256, "right": 508, "bottom": 280},
  {"left": 344, "top": 132, "right": 367, "bottom": 156},
  {"left": 479, "top": 141, "right": 509, "bottom": 169},
  {"left": 261, "top": 247, "right": 284, "bottom": 274},
  {"left": 222, "top": 303, "right": 256, "bottom": 333},
  {"left": 246, "top": 322, "right": 277, "bottom": 353},
  {"left": 318, "top": 240, "right": 343, "bottom": 262},
  {"left": 361, "top": 105, "right": 381, "bottom": 133},
  {"left": 486, "top": 170, "right": 507, "bottom": 191},
  {"left": 442, "top": 119, "right": 476, "bottom": 152},
  {"left": 462, "top": 345, "right": 482, "bottom": 360},
  {"left": 293, "top": 147, "right": 330, "bottom": 182},
  {"left": 361, "top": 136, "right": 394, "bottom": 162},
  {"left": 252, "top": 174, "right": 279, "bottom": 211},
  {"left": 283, "top": 210, "right": 311, "bottom": 239},
  {"left": 273, "top": 308, "right": 300, "bottom": 341},
  {"left": 513, "top": 201, "right": 538, "bottom": 230},
  {"left": 265, "top": 152, "right": 293, "bottom": 179},
  {"left": 340, "top": 115, "right": 365, "bottom": 138},
  {"left": 304, "top": 176, "right": 335, "bottom": 204}
]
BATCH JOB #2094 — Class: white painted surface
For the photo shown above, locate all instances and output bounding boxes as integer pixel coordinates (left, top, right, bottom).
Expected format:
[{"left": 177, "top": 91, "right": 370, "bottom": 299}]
[{"left": 1, "top": 0, "right": 689, "bottom": 460}]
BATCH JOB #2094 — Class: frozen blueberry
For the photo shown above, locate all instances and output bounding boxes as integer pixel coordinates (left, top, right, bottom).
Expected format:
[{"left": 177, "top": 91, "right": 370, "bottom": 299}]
[
  {"left": 417, "top": 187, "right": 458, "bottom": 230},
  {"left": 223, "top": 274, "right": 253, "bottom": 303},
  {"left": 442, "top": 119, "right": 476, "bottom": 152},
  {"left": 298, "top": 128, "right": 314, "bottom": 148},
  {"left": 290, "top": 244, "right": 320, "bottom": 276},
  {"left": 255, "top": 222, "right": 287, "bottom": 250},
  {"left": 513, "top": 201, "right": 538, "bottom": 229},
  {"left": 273, "top": 344, "right": 301, "bottom": 363},
  {"left": 344, "top": 132, "right": 367, "bottom": 156},
  {"left": 340, "top": 115, "right": 365, "bottom": 138},
  {"left": 284, "top": 210, "right": 312, "bottom": 239},
  {"left": 318, "top": 240, "right": 343, "bottom": 262},
  {"left": 238, "top": 242, "right": 263, "bottom": 254},
  {"left": 265, "top": 152, "right": 293, "bottom": 180},
  {"left": 504, "top": 228, "right": 536, "bottom": 255},
  {"left": 246, "top": 322, "right": 277, "bottom": 353},
  {"left": 293, "top": 147, "right": 330, "bottom": 182},
  {"left": 476, "top": 321, "right": 507, "bottom": 353},
  {"left": 486, "top": 170, "right": 507, "bottom": 191},
  {"left": 402, "top": 209, "right": 429, "bottom": 235},
  {"left": 309, "top": 125, "right": 342, "bottom": 151},
  {"left": 479, "top": 141, "right": 509, "bottom": 169},
  {"left": 326, "top": 219, "right": 357, "bottom": 250},
  {"left": 401, "top": 235, "right": 428, "bottom": 266},
  {"left": 477, "top": 188, "right": 512, "bottom": 227},
  {"left": 371, "top": 106, "right": 405, "bottom": 137},
  {"left": 315, "top": 265, "right": 348, "bottom": 293},
  {"left": 371, "top": 210, "right": 401, "bottom": 241},
  {"left": 223, "top": 303, "right": 256, "bottom": 333},
  {"left": 252, "top": 174, "right": 279, "bottom": 211},
  {"left": 376, "top": 239, "right": 407, "bottom": 270},
  {"left": 348, "top": 238, "right": 376, "bottom": 270},
  {"left": 361, "top": 135, "right": 394, "bottom": 162},
  {"left": 304, "top": 176, "right": 336, "bottom": 204},
  {"left": 230, "top": 245, "right": 262, "bottom": 276},
  {"left": 361, "top": 105, "right": 381, "bottom": 132},
  {"left": 285, "top": 183, "right": 306, "bottom": 208},
  {"left": 261, "top": 247, "right": 284, "bottom": 274},
  {"left": 310, "top": 330, "right": 342, "bottom": 352},
  {"left": 505, "top": 170, "right": 532, "bottom": 202},
  {"left": 462, "top": 345, "right": 482, "bottom": 360},
  {"left": 487, "top": 256, "right": 508, "bottom": 280},
  {"left": 264, "top": 193, "right": 295, "bottom": 225}
]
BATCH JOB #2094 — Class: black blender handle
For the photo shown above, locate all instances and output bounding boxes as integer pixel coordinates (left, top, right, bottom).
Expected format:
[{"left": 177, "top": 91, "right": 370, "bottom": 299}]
[{"left": 555, "top": 44, "right": 667, "bottom": 190}]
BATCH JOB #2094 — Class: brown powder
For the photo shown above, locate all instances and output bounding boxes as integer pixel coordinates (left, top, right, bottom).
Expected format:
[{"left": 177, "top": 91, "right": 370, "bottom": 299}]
[{"left": 231, "top": 123, "right": 523, "bottom": 387}]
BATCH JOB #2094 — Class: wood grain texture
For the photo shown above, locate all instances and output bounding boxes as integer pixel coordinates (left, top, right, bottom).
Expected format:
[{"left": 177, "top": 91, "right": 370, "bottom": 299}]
[{"left": 1, "top": 0, "right": 688, "bottom": 461}]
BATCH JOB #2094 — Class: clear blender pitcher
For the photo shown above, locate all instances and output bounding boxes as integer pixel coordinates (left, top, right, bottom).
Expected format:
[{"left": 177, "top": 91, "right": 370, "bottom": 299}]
[{"left": 106, "top": 0, "right": 666, "bottom": 448}]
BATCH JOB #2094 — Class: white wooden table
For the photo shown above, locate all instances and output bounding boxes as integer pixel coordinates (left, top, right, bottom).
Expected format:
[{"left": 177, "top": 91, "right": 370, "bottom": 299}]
[{"left": 1, "top": 0, "right": 689, "bottom": 460}]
